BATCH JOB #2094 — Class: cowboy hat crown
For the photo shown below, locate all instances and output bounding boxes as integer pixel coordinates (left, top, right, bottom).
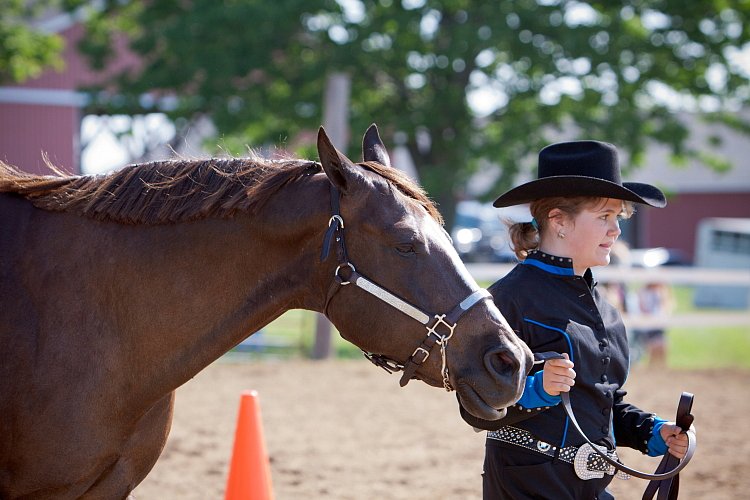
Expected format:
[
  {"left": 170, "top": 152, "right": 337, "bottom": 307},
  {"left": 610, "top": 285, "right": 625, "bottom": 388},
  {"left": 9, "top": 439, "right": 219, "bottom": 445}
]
[{"left": 493, "top": 140, "right": 666, "bottom": 208}]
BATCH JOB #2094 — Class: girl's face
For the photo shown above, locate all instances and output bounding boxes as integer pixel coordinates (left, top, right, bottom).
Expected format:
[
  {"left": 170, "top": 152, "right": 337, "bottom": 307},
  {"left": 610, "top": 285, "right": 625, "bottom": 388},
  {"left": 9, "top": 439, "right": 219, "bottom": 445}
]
[{"left": 563, "top": 198, "right": 624, "bottom": 274}]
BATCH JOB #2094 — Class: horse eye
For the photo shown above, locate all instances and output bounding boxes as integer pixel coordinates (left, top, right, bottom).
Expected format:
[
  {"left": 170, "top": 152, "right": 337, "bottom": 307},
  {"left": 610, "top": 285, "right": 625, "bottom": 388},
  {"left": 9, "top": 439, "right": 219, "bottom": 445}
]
[{"left": 395, "top": 244, "right": 416, "bottom": 256}]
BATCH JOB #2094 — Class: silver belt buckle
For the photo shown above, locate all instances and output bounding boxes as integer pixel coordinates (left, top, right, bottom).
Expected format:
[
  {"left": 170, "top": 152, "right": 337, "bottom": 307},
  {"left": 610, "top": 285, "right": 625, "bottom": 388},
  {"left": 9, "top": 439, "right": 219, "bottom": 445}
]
[{"left": 573, "top": 443, "right": 615, "bottom": 480}]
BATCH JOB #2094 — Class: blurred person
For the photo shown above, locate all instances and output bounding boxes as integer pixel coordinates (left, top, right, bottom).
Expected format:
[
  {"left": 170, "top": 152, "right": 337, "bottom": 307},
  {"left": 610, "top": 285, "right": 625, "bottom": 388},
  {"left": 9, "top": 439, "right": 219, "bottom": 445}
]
[
  {"left": 602, "top": 241, "right": 652, "bottom": 364},
  {"left": 600, "top": 240, "right": 633, "bottom": 314},
  {"left": 458, "top": 141, "right": 691, "bottom": 499},
  {"left": 635, "top": 281, "right": 674, "bottom": 367}
]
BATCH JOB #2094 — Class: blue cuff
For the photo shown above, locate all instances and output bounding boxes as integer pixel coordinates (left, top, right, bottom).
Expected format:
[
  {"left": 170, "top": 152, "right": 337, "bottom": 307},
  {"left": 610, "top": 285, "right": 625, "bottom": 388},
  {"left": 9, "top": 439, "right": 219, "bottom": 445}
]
[
  {"left": 517, "top": 370, "right": 561, "bottom": 409},
  {"left": 647, "top": 417, "right": 669, "bottom": 456}
]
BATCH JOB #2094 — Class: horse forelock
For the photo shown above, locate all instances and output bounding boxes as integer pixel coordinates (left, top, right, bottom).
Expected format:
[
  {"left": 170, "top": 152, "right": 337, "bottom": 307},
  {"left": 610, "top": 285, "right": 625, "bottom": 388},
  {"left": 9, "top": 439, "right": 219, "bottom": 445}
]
[
  {"left": 0, "top": 158, "right": 442, "bottom": 226},
  {"left": 359, "top": 161, "right": 443, "bottom": 226}
]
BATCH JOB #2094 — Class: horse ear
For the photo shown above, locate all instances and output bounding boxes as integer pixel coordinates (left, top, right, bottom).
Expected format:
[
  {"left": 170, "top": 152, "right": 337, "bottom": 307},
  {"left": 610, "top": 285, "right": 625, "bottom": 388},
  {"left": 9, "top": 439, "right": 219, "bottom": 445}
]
[
  {"left": 362, "top": 123, "right": 391, "bottom": 167},
  {"left": 317, "top": 126, "right": 363, "bottom": 194}
]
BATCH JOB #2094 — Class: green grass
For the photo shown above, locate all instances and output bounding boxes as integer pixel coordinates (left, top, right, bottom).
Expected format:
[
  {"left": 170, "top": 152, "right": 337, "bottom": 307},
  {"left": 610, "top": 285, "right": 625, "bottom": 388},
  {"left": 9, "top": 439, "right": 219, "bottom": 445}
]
[
  {"left": 665, "top": 286, "right": 750, "bottom": 369},
  {"left": 232, "top": 284, "right": 749, "bottom": 370},
  {"left": 671, "top": 286, "right": 695, "bottom": 314},
  {"left": 667, "top": 327, "right": 750, "bottom": 369},
  {"left": 229, "top": 309, "right": 363, "bottom": 360}
]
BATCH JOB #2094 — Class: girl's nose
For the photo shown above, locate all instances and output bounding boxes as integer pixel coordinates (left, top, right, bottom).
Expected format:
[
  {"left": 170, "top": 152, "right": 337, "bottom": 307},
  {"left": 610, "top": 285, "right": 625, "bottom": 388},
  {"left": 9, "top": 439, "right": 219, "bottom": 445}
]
[{"left": 609, "top": 219, "right": 621, "bottom": 236}]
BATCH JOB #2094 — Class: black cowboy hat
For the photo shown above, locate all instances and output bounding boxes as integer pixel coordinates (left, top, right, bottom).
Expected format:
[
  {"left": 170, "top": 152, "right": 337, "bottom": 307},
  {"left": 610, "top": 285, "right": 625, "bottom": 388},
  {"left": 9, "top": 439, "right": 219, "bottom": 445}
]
[{"left": 493, "top": 140, "right": 666, "bottom": 208}]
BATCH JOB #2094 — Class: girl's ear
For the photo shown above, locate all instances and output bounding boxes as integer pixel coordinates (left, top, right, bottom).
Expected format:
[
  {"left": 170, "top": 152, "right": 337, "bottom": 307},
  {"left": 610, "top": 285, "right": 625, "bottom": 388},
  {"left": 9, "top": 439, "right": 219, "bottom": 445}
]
[{"left": 546, "top": 208, "right": 568, "bottom": 232}]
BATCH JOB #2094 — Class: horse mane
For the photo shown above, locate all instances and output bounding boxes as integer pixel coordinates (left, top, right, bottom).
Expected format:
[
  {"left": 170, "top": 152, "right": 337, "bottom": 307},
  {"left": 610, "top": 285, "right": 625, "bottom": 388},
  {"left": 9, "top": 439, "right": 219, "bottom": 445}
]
[{"left": 0, "top": 157, "right": 442, "bottom": 226}]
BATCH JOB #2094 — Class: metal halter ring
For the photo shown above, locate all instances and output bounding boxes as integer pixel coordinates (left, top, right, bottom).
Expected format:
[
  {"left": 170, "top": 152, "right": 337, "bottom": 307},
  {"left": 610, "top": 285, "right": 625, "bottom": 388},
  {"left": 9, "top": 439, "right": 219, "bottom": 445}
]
[
  {"left": 334, "top": 262, "right": 355, "bottom": 285},
  {"left": 426, "top": 314, "right": 457, "bottom": 344},
  {"left": 329, "top": 214, "right": 344, "bottom": 228}
]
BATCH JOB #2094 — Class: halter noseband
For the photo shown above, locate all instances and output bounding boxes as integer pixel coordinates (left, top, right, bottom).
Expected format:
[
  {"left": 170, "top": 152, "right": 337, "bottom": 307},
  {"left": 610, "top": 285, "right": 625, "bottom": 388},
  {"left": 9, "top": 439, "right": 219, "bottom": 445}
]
[{"left": 320, "top": 185, "right": 492, "bottom": 391}]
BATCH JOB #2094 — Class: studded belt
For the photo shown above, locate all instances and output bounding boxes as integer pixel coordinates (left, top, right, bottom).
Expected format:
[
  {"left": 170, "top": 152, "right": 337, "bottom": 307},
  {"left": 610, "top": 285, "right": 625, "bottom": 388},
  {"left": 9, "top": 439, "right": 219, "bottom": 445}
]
[{"left": 487, "top": 426, "right": 630, "bottom": 481}]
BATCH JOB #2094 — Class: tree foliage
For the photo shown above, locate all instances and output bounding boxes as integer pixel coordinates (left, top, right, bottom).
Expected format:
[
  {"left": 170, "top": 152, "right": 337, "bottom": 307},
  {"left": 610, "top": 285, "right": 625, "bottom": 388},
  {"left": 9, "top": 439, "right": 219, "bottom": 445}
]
[
  {"left": 0, "top": 0, "right": 65, "bottom": 83},
  {"left": 70, "top": 0, "right": 750, "bottom": 215}
]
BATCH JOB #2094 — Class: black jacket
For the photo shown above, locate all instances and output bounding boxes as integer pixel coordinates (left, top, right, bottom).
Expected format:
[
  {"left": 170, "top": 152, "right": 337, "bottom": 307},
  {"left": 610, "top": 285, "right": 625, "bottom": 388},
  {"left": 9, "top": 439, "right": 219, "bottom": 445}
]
[{"left": 461, "top": 250, "right": 658, "bottom": 453}]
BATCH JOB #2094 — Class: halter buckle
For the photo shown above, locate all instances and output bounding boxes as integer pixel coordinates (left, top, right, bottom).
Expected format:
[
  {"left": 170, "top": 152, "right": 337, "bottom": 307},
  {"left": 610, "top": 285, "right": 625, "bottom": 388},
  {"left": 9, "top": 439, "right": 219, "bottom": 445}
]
[{"left": 411, "top": 346, "right": 430, "bottom": 364}]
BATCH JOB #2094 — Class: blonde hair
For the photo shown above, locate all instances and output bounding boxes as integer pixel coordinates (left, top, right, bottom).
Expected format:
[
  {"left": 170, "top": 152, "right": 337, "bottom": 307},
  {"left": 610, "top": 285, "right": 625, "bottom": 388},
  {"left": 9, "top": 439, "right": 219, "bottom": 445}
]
[{"left": 507, "top": 197, "right": 634, "bottom": 260}]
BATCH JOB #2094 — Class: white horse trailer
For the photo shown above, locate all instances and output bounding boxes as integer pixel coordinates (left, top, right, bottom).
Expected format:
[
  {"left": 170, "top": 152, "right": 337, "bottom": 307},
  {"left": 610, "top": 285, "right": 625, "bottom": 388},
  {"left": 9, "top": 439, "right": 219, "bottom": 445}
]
[{"left": 694, "top": 217, "right": 750, "bottom": 309}]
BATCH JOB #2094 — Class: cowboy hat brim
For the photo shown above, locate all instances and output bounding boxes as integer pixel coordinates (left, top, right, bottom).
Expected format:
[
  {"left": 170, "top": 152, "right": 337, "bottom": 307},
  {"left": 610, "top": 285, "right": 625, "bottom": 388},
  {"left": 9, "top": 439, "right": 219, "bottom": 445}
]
[{"left": 492, "top": 176, "right": 667, "bottom": 208}]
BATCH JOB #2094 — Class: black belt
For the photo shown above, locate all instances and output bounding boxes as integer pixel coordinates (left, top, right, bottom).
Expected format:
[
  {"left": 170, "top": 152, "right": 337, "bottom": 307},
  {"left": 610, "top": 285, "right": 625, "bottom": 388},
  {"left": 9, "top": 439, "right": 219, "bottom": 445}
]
[{"left": 487, "top": 426, "right": 630, "bottom": 480}]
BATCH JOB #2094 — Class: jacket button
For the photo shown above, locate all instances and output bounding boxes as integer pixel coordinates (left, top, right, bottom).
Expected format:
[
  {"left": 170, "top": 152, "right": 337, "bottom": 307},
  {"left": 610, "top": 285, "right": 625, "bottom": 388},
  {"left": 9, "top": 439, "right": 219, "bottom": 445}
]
[
  {"left": 601, "top": 374, "right": 608, "bottom": 382},
  {"left": 602, "top": 407, "right": 610, "bottom": 415},
  {"left": 601, "top": 426, "right": 609, "bottom": 433},
  {"left": 599, "top": 339, "right": 608, "bottom": 349},
  {"left": 596, "top": 322, "right": 604, "bottom": 330},
  {"left": 601, "top": 356, "right": 610, "bottom": 365}
]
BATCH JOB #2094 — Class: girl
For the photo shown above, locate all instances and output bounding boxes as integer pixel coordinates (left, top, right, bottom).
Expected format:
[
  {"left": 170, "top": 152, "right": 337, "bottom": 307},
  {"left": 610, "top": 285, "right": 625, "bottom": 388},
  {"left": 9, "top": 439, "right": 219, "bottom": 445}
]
[{"left": 460, "top": 140, "right": 691, "bottom": 499}]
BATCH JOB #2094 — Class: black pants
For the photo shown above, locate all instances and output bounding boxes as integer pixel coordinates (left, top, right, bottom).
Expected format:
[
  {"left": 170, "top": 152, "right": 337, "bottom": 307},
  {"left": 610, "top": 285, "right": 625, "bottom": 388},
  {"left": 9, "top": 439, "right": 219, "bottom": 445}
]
[{"left": 483, "top": 440, "right": 615, "bottom": 500}]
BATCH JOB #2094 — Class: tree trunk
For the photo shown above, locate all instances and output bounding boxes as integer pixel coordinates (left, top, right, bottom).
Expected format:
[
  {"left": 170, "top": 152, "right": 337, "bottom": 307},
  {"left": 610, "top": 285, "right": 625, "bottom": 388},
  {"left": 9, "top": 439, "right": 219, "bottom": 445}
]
[{"left": 312, "top": 72, "right": 350, "bottom": 360}]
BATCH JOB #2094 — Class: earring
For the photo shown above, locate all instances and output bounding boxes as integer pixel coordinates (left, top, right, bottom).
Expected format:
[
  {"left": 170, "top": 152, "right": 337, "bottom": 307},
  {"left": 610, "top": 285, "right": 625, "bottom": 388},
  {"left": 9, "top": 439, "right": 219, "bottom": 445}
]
[{"left": 558, "top": 231, "right": 566, "bottom": 239}]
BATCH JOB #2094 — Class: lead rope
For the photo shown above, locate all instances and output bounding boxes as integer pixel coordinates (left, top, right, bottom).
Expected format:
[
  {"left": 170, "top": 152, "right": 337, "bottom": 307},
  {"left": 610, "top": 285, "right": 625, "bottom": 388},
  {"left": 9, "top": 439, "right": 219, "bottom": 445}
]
[
  {"left": 559, "top": 391, "right": 696, "bottom": 481},
  {"left": 534, "top": 352, "right": 696, "bottom": 489},
  {"left": 641, "top": 394, "right": 695, "bottom": 500}
]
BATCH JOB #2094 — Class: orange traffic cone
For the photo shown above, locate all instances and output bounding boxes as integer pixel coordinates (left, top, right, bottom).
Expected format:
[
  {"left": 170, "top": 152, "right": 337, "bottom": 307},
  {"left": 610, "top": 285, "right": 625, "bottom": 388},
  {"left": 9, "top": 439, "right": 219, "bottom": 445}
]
[{"left": 225, "top": 390, "right": 274, "bottom": 500}]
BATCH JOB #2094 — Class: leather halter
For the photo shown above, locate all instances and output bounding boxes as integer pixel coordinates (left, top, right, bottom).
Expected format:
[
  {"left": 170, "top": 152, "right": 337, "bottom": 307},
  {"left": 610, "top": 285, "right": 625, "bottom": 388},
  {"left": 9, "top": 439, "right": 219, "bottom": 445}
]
[
  {"left": 535, "top": 352, "right": 696, "bottom": 493},
  {"left": 320, "top": 185, "right": 492, "bottom": 390}
]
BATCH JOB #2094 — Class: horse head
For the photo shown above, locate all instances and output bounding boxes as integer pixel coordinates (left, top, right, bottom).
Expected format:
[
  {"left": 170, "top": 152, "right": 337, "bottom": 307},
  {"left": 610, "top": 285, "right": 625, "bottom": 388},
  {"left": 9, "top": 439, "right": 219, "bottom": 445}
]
[{"left": 316, "top": 125, "right": 533, "bottom": 420}]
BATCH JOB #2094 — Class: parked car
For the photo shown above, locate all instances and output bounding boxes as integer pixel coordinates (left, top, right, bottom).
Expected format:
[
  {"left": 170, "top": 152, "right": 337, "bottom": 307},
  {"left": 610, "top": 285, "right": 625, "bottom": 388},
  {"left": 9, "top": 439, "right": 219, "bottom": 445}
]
[
  {"left": 629, "top": 247, "right": 689, "bottom": 268},
  {"left": 451, "top": 201, "right": 530, "bottom": 263}
]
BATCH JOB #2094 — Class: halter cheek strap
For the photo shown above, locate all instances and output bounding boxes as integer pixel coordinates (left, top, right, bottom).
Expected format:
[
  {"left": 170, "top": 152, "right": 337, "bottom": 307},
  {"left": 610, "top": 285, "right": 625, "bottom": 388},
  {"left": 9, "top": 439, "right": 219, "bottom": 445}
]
[{"left": 321, "top": 184, "right": 492, "bottom": 390}]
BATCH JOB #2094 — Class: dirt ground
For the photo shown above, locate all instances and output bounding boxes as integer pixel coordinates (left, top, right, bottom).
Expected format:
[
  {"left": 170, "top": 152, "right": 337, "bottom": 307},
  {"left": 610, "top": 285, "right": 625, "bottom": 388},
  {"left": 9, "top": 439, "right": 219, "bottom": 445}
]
[{"left": 132, "top": 359, "right": 748, "bottom": 499}]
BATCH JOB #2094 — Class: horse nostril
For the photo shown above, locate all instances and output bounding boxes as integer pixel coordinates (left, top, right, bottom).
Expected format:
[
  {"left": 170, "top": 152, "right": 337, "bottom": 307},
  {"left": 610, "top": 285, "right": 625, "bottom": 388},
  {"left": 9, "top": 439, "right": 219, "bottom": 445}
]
[
  {"left": 500, "top": 350, "right": 518, "bottom": 366},
  {"left": 485, "top": 347, "right": 519, "bottom": 379}
]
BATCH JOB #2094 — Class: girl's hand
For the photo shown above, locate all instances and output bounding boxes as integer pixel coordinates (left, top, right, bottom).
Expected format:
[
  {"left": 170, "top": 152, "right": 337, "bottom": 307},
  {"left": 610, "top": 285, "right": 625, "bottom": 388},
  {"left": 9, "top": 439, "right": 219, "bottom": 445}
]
[
  {"left": 542, "top": 353, "right": 576, "bottom": 396},
  {"left": 660, "top": 423, "right": 695, "bottom": 459}
]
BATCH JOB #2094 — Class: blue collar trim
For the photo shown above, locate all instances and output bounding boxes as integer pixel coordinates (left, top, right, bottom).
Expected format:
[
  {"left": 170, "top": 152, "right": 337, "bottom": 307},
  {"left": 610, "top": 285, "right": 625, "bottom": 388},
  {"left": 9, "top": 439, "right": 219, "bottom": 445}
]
[{"left": 521, "top": 258, "right": 575, "bottom": 276}]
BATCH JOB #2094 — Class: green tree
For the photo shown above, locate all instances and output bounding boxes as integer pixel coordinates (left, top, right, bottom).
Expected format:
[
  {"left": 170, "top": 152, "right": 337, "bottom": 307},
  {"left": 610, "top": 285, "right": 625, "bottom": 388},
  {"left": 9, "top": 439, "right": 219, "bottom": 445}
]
[
  {"left": 73, "top": 0, "right": 749, "bottom": 220},
  {"left": 0, "top": 0, "right": 65, "bottom": 83}
]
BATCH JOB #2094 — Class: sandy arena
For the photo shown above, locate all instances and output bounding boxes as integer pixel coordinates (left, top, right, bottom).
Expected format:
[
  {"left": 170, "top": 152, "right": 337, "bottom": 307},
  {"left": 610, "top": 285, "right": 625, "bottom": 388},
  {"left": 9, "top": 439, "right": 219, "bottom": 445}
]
[{"left": 132, "top": 359, "right": 748, "bottom": 499}]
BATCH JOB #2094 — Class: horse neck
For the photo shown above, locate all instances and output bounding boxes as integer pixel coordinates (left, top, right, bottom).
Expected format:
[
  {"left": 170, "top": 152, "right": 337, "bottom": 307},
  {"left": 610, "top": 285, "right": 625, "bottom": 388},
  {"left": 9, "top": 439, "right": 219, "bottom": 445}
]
[{"left": 110, "top": 177, "right": 332, "bottom": 404}]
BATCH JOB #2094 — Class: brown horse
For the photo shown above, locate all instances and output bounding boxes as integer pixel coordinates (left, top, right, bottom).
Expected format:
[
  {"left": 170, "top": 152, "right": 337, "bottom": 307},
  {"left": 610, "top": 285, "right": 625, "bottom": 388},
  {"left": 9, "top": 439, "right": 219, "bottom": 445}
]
[{"left": 0, "top": 125, "right": 532, "bottom": 499}]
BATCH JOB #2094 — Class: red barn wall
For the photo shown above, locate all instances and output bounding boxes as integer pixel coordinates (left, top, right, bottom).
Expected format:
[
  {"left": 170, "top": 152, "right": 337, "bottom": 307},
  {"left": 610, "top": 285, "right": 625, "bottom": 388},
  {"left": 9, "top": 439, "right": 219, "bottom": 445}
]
[
  {"left": 0, "top": 22, "right": 138, "bottom": 174},
  {"left": 641, "top": 192, "right": 750, "bottom": 262}
]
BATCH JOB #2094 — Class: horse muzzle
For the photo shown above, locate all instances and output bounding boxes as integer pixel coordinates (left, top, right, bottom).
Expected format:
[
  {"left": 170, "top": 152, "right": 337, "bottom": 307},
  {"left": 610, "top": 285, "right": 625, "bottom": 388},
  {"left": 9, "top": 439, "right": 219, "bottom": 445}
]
[{"left": 452, "top": 340, "right": 532, "bottom": 421}]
